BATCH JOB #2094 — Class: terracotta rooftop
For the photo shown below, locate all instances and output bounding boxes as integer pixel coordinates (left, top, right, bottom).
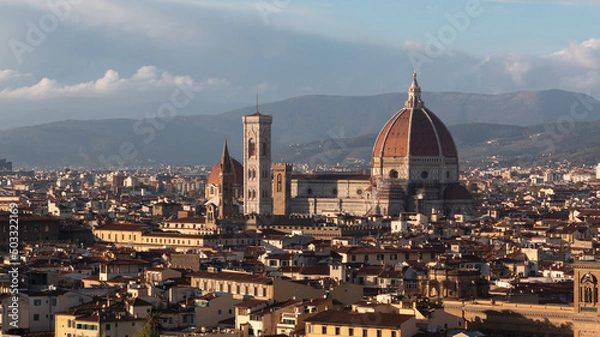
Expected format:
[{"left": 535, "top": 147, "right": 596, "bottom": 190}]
[{"left": 305, "top": 310, "right": 413, "bottom": 328}]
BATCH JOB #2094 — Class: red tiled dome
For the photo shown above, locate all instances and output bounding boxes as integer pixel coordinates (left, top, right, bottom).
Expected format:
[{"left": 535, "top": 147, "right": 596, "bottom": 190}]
[
  {"left": 372, "top": 73, "right": 458, "bottom": 158},
  {"left": 207, "top": 158, "right": 244, "bottom": 185}
]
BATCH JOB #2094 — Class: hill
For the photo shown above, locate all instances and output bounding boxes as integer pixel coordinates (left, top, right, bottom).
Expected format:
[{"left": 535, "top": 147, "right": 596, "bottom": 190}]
[{"left": 0, "top": 89, "right": 598, "bottom": 168}]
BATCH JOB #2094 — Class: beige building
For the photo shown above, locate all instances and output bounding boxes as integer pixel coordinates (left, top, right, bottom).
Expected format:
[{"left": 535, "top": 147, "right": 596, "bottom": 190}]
[
  {"left": 440, "top": 261, "right": 600, "bottom": 336},
  {"left": 189, "top": 270, "right": 326, "bottom": 302},
  {"left": 305, "top": 311, "right": 418, "bottom": 337},
  {"left": 92, "top": 223, "right": 148, "bottom": 245},
  {"left": 144, "top": 267, "right": 182, "bottom": 284},
  {"left": 194, "top": 292, "right": 241, "bottom": 330},
  {"left": 55, "top": 311, "right": 145, "bottom": 337},
  {"left": 189, "top": 270, "right": 274, "bottom": 300}
]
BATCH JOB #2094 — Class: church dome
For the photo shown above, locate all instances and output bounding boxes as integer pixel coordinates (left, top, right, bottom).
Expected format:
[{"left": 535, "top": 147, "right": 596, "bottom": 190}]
[
  {"left": 372, "top": 73, "right": 458, "bottom": 158},
  {"left": 207, "top": 157, "right": 244, "bottom": 185}
]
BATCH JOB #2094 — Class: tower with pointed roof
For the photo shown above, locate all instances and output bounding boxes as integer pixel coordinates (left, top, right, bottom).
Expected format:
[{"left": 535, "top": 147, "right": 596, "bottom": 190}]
[
  {"left": 217, "top": 140, "right": 237, "bottom": 220},
  {"left": 242, "top": 105, "right": 273, "bottom": 215}
]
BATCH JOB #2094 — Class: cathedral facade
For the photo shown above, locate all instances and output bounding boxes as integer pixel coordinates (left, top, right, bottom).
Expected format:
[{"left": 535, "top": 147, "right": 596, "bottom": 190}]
[{"left": 206, "top": 73, "right": 473, "bottom": 219}]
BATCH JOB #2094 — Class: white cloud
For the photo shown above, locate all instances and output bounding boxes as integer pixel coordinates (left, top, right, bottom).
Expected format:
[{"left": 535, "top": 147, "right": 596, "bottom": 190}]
[
  {"left": 0, "top": 69, "right": 36, "bottom": 88},
  {"left": 544, "top": 38, "right": 600, "bottom": 70},
  {"left": 503, "top": 57, "right": 532, "bottom": 85},
  {"left": 0, "top": 66, "right": 230, "bottom": 100}
]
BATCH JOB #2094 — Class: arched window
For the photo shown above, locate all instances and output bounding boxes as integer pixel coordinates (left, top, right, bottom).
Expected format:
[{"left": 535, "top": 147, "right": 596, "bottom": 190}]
[
  {"left": 585, "top": 287, "right": 594, "bottom": 303},
  {"left": 276, "top": 174, "right": 282, "bottom": 192},
  {"left": 581, "top": 273, "right": 598, "bottom": 304},
  {"left": 262, "top": 142, "right": 267, "bottom": 157},
  {"left": 248, "top": 138, "right": 255, "bottom": 157}
]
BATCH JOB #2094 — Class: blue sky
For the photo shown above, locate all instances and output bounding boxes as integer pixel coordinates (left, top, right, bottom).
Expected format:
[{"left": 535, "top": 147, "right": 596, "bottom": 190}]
[{"left": 1, "top": 0, "right": 600, "bottom": 127}]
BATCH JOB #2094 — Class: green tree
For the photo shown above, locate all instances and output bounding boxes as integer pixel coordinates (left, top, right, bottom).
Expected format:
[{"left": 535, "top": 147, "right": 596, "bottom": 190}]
[{"left": 135, "top": 312, "right": 163, "bottom": 337}]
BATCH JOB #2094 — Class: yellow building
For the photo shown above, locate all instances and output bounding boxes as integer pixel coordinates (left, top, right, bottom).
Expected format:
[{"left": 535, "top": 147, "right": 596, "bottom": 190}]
[
  {"left": 92, "top": 223, "right": 147, "bottom": 245},
  {"left": 304, "top": 311, "right": 418, "bottom": 337},
  {"left": 189, "top": 270, "right": 274, "bottom": 300},
  {"left": 55, "top": 311, "right": 146, "bottom": 337},
  {"left": 188, "top": 270, "right": 326, "bottom": 302}
]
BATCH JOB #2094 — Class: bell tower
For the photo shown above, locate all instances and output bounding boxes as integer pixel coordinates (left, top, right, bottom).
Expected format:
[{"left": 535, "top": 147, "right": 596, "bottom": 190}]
[{"left": 242, "top": 104, "right": 272, "bottom": 215}]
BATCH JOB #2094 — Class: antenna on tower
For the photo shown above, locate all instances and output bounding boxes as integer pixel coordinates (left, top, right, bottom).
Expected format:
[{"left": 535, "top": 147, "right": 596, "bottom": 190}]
[{"left": 256, "top": 94, "right": 259, "bottom": 113}]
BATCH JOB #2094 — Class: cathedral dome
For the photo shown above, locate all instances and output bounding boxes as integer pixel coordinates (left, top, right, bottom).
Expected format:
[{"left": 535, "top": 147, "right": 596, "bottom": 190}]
[
  {"left": 372, "top": 73, "right": 458, "bottom": 158},
  {"left": 207, "top": 157, "right": 244, "bottom": 185}
]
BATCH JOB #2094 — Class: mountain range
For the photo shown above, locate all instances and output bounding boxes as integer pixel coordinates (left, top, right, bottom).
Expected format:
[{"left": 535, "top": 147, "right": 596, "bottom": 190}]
[{"left": 1, "top": 89, "right": 599, "bottom": 169}]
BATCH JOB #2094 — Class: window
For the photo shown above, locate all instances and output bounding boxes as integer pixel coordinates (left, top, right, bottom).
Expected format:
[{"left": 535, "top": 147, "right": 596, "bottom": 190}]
[
  {"left": 308, "top": 325, "right": 313, "bottom": 334},
  {"left": 376, "top": 330, "right": 382, "bottom": 337},
  {"left": 349, "top": 328, "right": 354, "bottom": 336},
  {"left": 33, "top": 314, "right": 40, "bottom": 321},
  {"left": 218, "top": 309, "right": 222, "bottom": 315},
  {"left": 362, "top": 329, "right": 367, "bottom": 337},
  {"left": 351, "top": 255, "right": 356, "bottom": 262},
  {"left": 276, "top": 174, "right": 282, "bottom": 192},
  {"left": 106, "top": 324, "right": 111, "bottom": 331},
  {"left": 377, "top": 254, "right": 384, "bottom": 261},
  {"left": 335, "top": 327, "right": 340, "bottom": 335},
  {"left": 322, "top": 326, "right": 327, "bottom": 334},
  {"left": 390, "top": 254, "right": 397, "bottom": 260},
  {"left": 248, "top": 139, "right": 255, "bottom": 157},
  {"left": 34, "top": 299, "right": 42, "bottom": 306},
  {"left": 391, "top": 332, "right": 396, "bottom": 337}
]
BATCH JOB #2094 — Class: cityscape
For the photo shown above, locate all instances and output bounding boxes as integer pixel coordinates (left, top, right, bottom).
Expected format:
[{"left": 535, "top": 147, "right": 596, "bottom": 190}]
[{"left": 1, "top": 1, "right": 600, "bottom": 337}]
